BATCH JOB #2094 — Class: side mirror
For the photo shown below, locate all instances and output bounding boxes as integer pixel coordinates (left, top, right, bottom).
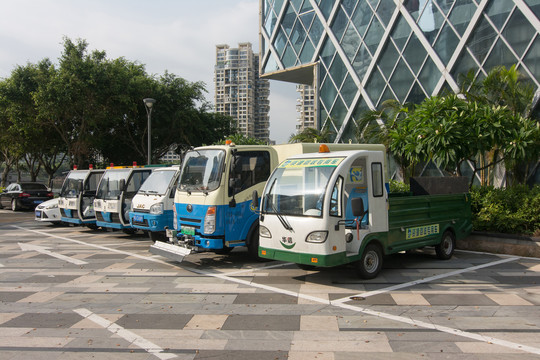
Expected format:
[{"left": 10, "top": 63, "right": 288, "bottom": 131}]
[
  {"left": 351, "top": 197, "right": 365, "bottom": 217},
  {"left": 252, "top": 190, "right": 259, "bottom": 208}
]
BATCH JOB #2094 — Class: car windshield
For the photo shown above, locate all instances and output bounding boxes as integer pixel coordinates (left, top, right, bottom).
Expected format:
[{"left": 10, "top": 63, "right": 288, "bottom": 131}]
[
  {"left": 96, "top": 169, "right": 131, "bottom": 200},
  {"left": 262, "top": 157, "right": 344, "bottom": 217},
  {"left": 138, "top": 170, "right": 176, "bottom": 195},
  {"left": 60, "top": 171, "right": 89, "bottom": 198},
  {"left": 178, "top": 149, "right": 225, "bottom": 193}
]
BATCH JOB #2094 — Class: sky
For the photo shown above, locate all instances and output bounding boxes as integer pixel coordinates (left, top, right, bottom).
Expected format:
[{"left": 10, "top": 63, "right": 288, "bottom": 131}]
[{"left": 0, "top": 0, "right": 299, "bottom": 144}]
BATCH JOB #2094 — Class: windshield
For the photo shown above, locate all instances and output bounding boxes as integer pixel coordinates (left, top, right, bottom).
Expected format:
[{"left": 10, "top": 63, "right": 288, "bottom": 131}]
[
  {"left": 96, "top": 169, "right": 131, "bottom": 200},
  {"left": 178, "top": 149, "right": 225, "bottom": 192},
  {"left": 138, "top": 170, "right": 176, "bottom": 195},
  {"left": 60, "top": 170, "right": 89, "bottom": 198},
  {"left": 262, "top": 157, "right": 344, "bottom": 217}
]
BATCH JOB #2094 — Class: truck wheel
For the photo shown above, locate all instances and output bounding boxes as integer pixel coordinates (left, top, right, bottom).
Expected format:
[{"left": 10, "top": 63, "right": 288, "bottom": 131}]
[
  {"left": 356, "top": 243, "right": 383, "bottom": 279},
  {"left": 247, "top": 226, "right": 260, "bottom": 260},
  {"left": 435, "top": 230, "right": 455, "bottom": 260}
]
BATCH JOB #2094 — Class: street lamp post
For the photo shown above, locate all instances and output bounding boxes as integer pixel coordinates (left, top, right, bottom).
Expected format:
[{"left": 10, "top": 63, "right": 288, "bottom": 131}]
[{"left": 143, "top": 98, "right": 156, "bottom": 165}]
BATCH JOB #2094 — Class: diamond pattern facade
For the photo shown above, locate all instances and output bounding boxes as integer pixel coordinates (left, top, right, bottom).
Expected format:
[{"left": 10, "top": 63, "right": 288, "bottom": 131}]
[{"left": 260, "top": 0, "right": 540, "bottom": 143}]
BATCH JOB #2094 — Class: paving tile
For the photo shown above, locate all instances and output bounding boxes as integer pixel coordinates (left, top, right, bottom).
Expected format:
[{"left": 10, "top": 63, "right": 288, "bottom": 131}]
[
  {"left": 17, "top": 291, "right": 64, "bottom": 303},
  {"left": 390, "top": 293, "right": 430, "bottom": 306},
  {"left": 455, "top": 341, "right": 528, "bottom": 354},
  {"left": 19, "top": 275, "right": 80, "bottom": 284},
  {"left": 184, "top": 314, "right": 228, "bottom": 330},
  {"left": 423, "top": 293, "right": 498, "bottom": 306},
  {"left": 485, "top": 293, "right": 534, "bottom": 306},
  {"left": 115, "top": 313, "right": 193, "bottom": 329},
  {"left": 290, "top": 339, "right": 393, "bottom": 352},
  {"left": 234, "top": 293, "right": 297, "bottom": 304},
  {"left": 194, "top": 350, "right": 289, "bottom": 360},
  {"left": 222, "top": 315, "right": 300, "bottom": 331},
  {"left": 288, "top": 351, "right": 334, "bottom": 360},
  {"left": 0, "top": 292, "right": 35, "bottom": 302},
  {"left": 251, "top": 276, "right": 306, "bottom": 285},
  {"left": 300, "top": 315, "right": 339, "bottom": 331},
  {"left": 389, "top": 340, "right": 463, "bottom": 353},
  {"left": 2, "top": 313, "right": 83, "bottom": 328}
]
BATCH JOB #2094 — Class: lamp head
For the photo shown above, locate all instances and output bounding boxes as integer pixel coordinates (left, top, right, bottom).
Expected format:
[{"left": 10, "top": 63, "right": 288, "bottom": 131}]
[{"left": 143, "top": 98, "right": 156, "bottom": 108}]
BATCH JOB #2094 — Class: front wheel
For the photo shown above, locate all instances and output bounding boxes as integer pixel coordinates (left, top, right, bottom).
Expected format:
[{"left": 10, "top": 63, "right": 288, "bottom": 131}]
[
  {"left": 356, "top": 243, "right": 383, "bottom": 279},
  {"left": 435, "top": 230, "right": 455, "bottom": 260},
  {"left": 247, "top": 226, "right": 260, "bottom": 260}
]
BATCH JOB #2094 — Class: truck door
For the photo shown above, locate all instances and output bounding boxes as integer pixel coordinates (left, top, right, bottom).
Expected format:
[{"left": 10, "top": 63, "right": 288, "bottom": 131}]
[
  {"left": 121, "top": 170, "right": 151, "bottom": 224},
  {"left": 226, "top": 151, "right": 271, "bottom": 244},
  {"left": 80, "top": 171, "right": 103, "bottom": 220},
  {"left": 342, "top": 156, "right": 370, "bottom": 255}
]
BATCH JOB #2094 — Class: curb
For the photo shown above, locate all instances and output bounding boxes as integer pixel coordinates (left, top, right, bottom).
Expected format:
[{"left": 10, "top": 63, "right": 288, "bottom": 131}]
[{"left": 457, "top": 231, "right": 540, "bottom": 258}]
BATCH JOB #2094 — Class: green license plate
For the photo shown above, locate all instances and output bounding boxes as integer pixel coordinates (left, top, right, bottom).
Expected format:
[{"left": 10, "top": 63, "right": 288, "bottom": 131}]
[{"left": 181, "top": 226, "right": 195, "bottom": 236}]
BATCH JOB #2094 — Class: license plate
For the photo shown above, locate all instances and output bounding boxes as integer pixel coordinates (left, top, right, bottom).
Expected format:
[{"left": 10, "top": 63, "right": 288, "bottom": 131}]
[
  {"left": 133, "top": 215, "right": 144, "bottom": 223},
  {"left": 35, "top": 211, "right": 41, "bottom": 218},
  {"left": 181, "top": 226, "right": 195, "bottom": 236},
  {"left": 34, "top": 200, "right": 44, "bottom": 204}
]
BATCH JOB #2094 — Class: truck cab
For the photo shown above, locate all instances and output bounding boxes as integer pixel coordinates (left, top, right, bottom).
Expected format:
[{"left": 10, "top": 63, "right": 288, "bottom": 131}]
[
  {"left": 129, "top": 166, "right": 180, "bottom": 241},
  {"left": 93, "top": 166, "right": 152, "bottom": 231},
  {"left": 58, "top": 168, "right": 105, "bottom": 227}
]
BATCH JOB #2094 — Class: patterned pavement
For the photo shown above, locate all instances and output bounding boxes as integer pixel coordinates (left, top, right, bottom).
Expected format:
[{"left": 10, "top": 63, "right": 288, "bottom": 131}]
[{"left": 0, "top": 211, "right": 539, "bottom": 359}]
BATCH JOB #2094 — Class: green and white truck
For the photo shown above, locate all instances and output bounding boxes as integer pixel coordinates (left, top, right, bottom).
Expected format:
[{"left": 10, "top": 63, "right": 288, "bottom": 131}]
[{"left": 255, "top": 145, "right": 472, "bottom": 279}]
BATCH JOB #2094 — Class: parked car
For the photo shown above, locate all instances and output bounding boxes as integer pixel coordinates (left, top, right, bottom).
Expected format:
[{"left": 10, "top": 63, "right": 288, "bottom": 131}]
[
  {"left": 0, "top": 182, "right": 54, "bottom": 211},
  {"left": 35, "top": 198, "right": 62, "bottom": 224}
]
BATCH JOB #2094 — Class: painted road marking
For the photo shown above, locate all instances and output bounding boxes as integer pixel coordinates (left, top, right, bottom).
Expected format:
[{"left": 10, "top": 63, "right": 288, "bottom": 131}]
[
  {"left": 18, "top": 242, "right": 88, "bottom": 265},
  {"left": 13, "top": 225, "right": 540, "bottom": 356},
  {"left": 332, "top": 256, "right": 519, "bottom": 302},
  {"left": 73, "top": 308, "right": 177, "bottom": 360}
]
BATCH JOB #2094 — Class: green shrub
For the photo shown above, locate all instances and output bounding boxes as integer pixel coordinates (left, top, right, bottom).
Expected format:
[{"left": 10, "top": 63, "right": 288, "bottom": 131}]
[
  {"left": 389, "top": 180, "right": 410, "bottom": 193},
  {"left": 470, "top": 185, "right": 540, "bottom": 236}
]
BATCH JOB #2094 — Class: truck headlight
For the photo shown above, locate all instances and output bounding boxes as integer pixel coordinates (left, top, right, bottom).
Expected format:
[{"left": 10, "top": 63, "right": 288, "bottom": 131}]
[
  {"left": 150, "top": 202, "right": 164, "bottom": 215},
  {"left": 306, "top": 231, "right": 328, "bottom": 243},
  {"left": 204, "top": 206, "right": 216, "bottom": 234},
  {"left": 259, "top": 225, "right": 271, "bottom": 238}
]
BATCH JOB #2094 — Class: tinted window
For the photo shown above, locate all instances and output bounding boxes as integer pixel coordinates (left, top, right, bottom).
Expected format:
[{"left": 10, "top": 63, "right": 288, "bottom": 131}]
[
  {"left": 21, "top": 183, "right": 47, "bottom": 190},
  {"left": 229, "top": 151, "right": 271, "bottom": 196}
]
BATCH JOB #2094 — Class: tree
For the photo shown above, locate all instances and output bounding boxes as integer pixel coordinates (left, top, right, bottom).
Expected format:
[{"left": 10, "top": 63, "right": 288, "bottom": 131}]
[
  {"left": 214, "top": 133, "right": 266, "bottom": 145},
  {"left": 289, "top": 123, "right": 335, "bottom": 143},
  {"left": 389, "top": 93, "right": 539, "bottom": 187},
  {"left": 458, "top": 65, "right": 539, "bottom": 185},
  {"left": 355, "top": 99, "right": 411, "bottom": 180}
]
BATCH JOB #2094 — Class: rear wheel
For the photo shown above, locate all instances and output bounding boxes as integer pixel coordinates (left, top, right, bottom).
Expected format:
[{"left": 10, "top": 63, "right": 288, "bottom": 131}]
[
  {"left": 435, "top": 230, "right": 455, "bottom": 260},
  {"left": 11, "top": 199, "right": 20, "bottom": 211},
  {"left": 356, "top": 243, "right": 383, "bottom": 279}
]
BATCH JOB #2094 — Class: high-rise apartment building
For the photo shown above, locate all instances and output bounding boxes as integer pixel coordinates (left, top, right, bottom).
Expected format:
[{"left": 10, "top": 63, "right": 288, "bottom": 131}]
[
  {"left": 295, "top": 84, "right": 316, "bottom": 132},
  {"left": 214, "top": 42, "right": 270, "bottom": 142}
]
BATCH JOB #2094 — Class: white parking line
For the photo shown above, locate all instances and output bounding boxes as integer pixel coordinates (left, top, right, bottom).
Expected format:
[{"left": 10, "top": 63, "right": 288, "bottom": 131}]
[
  {"left": 13, "top": 225, "right": 540, "bottom": 356},
  {"left": 73, "top": 308, "right": 177, "bottom": 360},
  {"left": 332, "top": 256, "right": 519, "bottom": 303}
]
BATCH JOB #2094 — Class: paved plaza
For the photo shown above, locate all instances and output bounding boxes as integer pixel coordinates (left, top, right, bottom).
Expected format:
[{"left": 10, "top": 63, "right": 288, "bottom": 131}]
[{"left": 1, "top": 210, "right": 539, "bottom": 359}]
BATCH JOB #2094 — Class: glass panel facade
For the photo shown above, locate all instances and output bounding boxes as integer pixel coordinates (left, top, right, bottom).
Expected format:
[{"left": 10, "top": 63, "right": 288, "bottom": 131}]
[{"left": 260, "top": 0, "right": 540, "bottom": 143}]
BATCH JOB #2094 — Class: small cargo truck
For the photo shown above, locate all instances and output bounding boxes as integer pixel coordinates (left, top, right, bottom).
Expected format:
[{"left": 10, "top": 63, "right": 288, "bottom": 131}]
[{"left": 256, "top": 145, "right": 472, "bottom": 279}]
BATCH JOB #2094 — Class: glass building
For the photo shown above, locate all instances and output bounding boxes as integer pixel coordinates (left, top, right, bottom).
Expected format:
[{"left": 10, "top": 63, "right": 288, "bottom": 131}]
[{"left": 260, "top": 0, "right": 540, "bottom": 143}]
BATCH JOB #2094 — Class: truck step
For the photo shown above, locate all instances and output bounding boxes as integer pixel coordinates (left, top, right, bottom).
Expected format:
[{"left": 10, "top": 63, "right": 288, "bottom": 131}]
[{"left": 149, "top": 241, "right": 192, "bottom": 262}]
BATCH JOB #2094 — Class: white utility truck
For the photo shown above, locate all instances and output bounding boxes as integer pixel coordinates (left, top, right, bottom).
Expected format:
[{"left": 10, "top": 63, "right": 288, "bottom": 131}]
[
  {"left": 58, "top": 167, "right": 105, "bottom": 228},
  {"left": 129, "top": 165, "right": 181, "bottom": 241},
  {"left": 93, "top": 164, "right": 152, "bottom": 232},
  {"left": 256, "top": 145, "right": 472, "bottom": 279}
]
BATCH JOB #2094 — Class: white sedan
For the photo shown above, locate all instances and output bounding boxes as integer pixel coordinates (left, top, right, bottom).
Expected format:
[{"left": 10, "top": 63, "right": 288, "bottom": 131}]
[{"left": 35, "top": 198, "right": 62, "bottom": 224}]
